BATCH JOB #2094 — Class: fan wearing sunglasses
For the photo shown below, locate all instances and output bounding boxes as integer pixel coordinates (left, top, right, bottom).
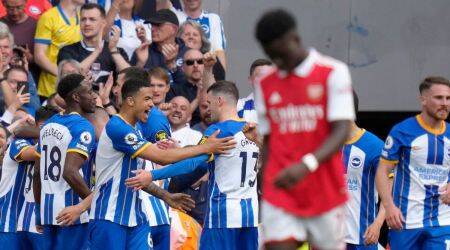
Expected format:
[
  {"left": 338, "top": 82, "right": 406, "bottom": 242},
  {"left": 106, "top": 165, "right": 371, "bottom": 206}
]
[{"left": 166, "top": 48, "right": 215, "bottom": 125}]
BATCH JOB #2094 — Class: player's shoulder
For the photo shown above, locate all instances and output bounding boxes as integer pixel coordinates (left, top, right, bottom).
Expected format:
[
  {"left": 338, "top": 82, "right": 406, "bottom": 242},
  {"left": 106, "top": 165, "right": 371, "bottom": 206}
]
[
  {"left": 203, "top": 11, "right": 222, "bottom": 21},
  {"left": 360, "top": 130, "right": 384, "bottom": 149},
  {"left": 391, "top": 116, "right": 420, "bottom": 135},
  {"left": 206, "top": 120, "right": 246, "bottom": 138},
  {"left": 314, "top": 49, "right": 348, "bottom": 71},
  {"left": 12, "top": 138, "right": 33, "bottom": 148},
  {"left": 258, "top": 69, "right": 279, "bottom": 87},
  {"left": 105, "top": 115, "right": 135, "bottom": 137},
  {"left": 149, "top": 107, "right": 169, "bottom": 123}
]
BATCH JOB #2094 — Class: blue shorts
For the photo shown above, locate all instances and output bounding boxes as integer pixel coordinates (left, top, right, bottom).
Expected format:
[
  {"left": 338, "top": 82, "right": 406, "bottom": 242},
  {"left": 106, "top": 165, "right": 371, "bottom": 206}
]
[
  {"left": 200, "top": 227, "right": 258, "bottom": 250},
  {"left": 150, "top": 224, "right": 170, "bottom": 250},
  {"left": 43, "top": 224, "right": 89, "bottom": 250},
  {"left": 0, "top": 232, "right": 20, "bottom": 250},
  {"left": 18, "top": 231, "right": 46, "bottom": 250},
  {"left": 389, "top": 226, "right": 450, "bottom": 250},
  {"left": 347, "top": 243, "right": 378, "bottom": 250},
  {"left": 88, "top": 220, "right": 152, "bottom": 250}
]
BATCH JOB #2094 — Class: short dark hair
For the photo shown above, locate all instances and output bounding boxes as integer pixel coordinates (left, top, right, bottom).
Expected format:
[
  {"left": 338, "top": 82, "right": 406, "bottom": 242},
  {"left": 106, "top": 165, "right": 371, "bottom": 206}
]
[
  {"left": 207, "top": 80, "right": 239, "bottom": 103},
  {"left": 119, "top": 67, "right": 149, "bottom": 82},
  {"left": 57, "top": 74, "right": 85, "bottom": 99},
  {"left": 121, "top": 78, "right": 150, "bottom": 101},
  {"left": 419, "top": 76, "right": 450, "bottom": 94},
  {"left": 80, "top": 3, "right": 106, "bottom": 18},
  {"left": 249, "top": 58, "right": 272, "bottom": 76},
  {"left": 4, "top": 66, "right": 28, "bottom": 79},
  {"left": 35, "top": 105, "right": 58, "bottom": 123},
  {"left": 255, "top": 9, "right": 297, "bottom": 46}
]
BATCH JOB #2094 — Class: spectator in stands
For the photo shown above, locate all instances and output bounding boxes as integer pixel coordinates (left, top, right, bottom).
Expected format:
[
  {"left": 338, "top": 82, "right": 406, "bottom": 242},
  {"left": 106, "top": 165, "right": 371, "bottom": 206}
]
[
  {"left": 0, "top": 0, "right": 52, "bottom": 20},
  {"left": 237, "top": 58, "right": 273, "bottom": 123},
  {"left": 57, "top": 3, "right": 129, "bottom": 88},
  {"left": 148, "top": 66, "right": 172, "bottom": 113},
  {"left": 102, "top": 0, "right": 151, "bottom": 59},
  {"left": 178, "top": 20, "right": 224, "bottom": 80},
  {"left": 132, "top": 9, "right": 187, "bottom": 84},
  {"left": 191, "top": 90, "right": 211, "bottom": 133},
  {"left": 164, "top": 0, "right": 227, "bottom": 71},
  {"left": 34, "top": 0, "right": 83, "bottom": 99},
  {"left": 166, "top": 48, "right": 214, "bottom": 125},
  {"left": 0, "top": 66, "right": 32, "bottom": 124},
  {"left": 0, "top": 25, "right": 39, "bottom": 110},
  {"left": 169, "top": 95, "right": 202, "bottom": 146},
  {"left": 56, "top": 59, "right": 81, "bottom": 83}
]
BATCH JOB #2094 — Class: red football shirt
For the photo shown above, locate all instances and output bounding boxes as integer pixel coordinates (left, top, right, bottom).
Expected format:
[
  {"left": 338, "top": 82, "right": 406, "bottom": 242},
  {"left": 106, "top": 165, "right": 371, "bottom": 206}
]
[
  {"left": 255, "top": 48, "right": 355, "bottom": 217},
  {"left": 0, "top": 0, "right": 52, "bottom": 20}
]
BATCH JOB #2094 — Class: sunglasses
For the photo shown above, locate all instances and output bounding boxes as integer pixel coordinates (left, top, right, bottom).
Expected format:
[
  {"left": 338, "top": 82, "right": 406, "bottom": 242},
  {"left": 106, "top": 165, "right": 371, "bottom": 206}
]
[{"left": 184, "top": 59, "right": 204, "bottom": 66}]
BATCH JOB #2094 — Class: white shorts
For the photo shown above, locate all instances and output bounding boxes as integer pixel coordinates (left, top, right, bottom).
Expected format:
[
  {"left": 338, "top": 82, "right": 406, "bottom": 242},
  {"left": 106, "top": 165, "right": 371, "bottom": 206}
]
[{"left": 261, "top": 201, "right": 346, "bottom": 250}]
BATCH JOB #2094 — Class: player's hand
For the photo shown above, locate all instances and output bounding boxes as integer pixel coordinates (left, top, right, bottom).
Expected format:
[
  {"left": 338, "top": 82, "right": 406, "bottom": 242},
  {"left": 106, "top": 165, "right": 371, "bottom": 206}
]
[
  {"left": 165, "top": 193, "right": 195, "bottom": 213},
  {"left": 204, "top": 130, "right": 236, "bottom": 154},
  {"left": 242, "top": 122, "right": 258, "bottom": 143},
  {"left": 385, "top": 203, "right": 404, "bottom": 230},
  {"left": 274, "top": 163, "right": 310, "bottom": 189},
  {"left": 156, "top": 138, "right": 179, "bottom": 150},
  {"left": 363, "top": 221, "right": 382, "bottom": 245},
  {"left": 159, "top": 102, "right": 173, "bottom": 116},
  {"left": 125, "top": 169, "right": 153, "bottom": 190},
  {"left": 36, "top": 225, "right": 44, "bottom": 233},
  {"left": 439, "top": 183, "right": 450, "bottom": 204},
  {"left": 56, "top": 205, "right": 84, "bottom": 226}
]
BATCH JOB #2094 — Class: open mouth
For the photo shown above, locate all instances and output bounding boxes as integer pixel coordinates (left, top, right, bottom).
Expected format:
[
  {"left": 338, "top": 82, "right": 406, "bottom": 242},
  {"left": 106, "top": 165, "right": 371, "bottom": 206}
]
[{"left": 144, "top": 109, "right": 150, "bottom": 116}]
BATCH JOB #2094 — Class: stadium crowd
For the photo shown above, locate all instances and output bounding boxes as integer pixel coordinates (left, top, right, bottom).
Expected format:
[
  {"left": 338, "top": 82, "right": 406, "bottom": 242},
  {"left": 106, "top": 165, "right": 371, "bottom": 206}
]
[{"left": 0, "top": 0, "right": 449, "bottom": 250}]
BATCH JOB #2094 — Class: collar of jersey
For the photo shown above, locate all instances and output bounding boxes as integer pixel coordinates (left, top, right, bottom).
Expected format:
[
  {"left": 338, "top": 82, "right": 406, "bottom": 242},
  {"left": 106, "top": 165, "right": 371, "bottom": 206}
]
[
  {"left": 60, "top": 111, "right": 80, "bottom": 116},
  {"left": 345, "top": 128, "right": 365, "bottom": 145},
  {"left": 278, "top": 48, "right": 317, "bottom": 78},
  {"left": 416, "top": 115, "right": 446, "bottom": 135}
]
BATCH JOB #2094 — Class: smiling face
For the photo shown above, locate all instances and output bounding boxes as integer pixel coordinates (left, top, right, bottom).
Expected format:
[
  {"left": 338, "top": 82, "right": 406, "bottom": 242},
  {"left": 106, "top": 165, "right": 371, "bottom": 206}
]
[
  {"left": 181, "top": 24, "right": 202, "bottom": 50},
  {"left": 421, "top": 83, "right": 450, "bottom": 121},
  {"left": 168, "top": 96, "right": 191, "bottom": 128},
  {"left": 132, "top": 86, "right": 154, "bottom": 123},
  {"left": 0, "top": 37, "right": 13, "bottom": 66}
]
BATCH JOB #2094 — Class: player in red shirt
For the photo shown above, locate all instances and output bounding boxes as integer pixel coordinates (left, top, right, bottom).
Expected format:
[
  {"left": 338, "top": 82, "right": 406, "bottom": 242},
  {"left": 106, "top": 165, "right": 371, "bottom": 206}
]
[{"left": 254, "top": 9, "right": 355, "bottom": 250}]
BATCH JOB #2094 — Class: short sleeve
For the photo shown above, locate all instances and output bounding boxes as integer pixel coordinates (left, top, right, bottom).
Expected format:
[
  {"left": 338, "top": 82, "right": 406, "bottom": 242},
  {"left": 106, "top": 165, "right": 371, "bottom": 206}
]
[
  {"left": 380, "top": 126, "right": 404, "bottom": 165},
  {"left": 326, "top": 63, "right": 355, "bottom": 121},
  {"left": 209, "top": 14, "right": 226, "bottom": 51},
  {"left": 9, "top": 139, "right": 32, "bottom": 162},
  {"left": 34, "top": 12, "right": 53, "bottom": 45},
  {"left": 369, "top": 137, "right": 385, "bottom": 170},
  {"left": 254, "top": 81, "right": 270, "bottom": 135},
  {"left": 141, "top": 109, "right": 172, "bottom": 143},
  {"left": 107, "top": 122, "right": 150, "bottom": 158},
  {"left": 67, "top": 122, "right": 95, "bottom": 159}
]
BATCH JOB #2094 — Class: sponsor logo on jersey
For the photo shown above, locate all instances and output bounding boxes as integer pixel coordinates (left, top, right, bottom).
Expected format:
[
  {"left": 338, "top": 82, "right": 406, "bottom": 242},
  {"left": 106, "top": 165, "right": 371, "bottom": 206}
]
[
  {"left": 155, "top": 131, "right": 168, "bottom": 141},
  {"left": 269, "top": 104, "right": 324, "bottom": 134}
]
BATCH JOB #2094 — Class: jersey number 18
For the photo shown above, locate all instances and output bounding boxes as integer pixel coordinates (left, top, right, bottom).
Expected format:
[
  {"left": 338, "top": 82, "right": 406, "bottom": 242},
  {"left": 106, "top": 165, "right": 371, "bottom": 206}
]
[{"left": 42, "top": 145, "right": 62, "bottom": 182}]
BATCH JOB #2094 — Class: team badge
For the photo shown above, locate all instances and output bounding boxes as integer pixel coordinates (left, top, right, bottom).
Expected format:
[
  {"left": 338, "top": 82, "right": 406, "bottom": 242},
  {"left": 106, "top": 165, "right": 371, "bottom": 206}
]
[
  {"left": 384, "top": 136, "right": 394, "bottom": 150},
  {"left": 198, "top": 136, "right": 208, "bottom": 145},
  {"left": 176, "top": 58, "right": 184, "bottom": 67},
  {"left": 307, "top": 83, "right": 324, "bottom": 101},
  {"left": 125, "top": 133, "right": 138, "bottom": 145},
  {"left": 268, "top": 91, "right": 282, "bottom": 105},
  {"left": 80, "top": 132, "right": 92, "bottom": 144},
  {"left": 350, "top": 156, "right": 362, "bottom": 169},
  {"left": 155, "top": 131, "right": 168, "bottom": 141}
]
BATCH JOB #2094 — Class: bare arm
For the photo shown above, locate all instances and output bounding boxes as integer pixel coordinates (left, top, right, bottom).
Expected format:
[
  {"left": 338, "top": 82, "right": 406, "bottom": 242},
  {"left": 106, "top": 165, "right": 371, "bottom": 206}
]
[
  {"left": 102, "top": 0, "right": 122, "bottom": 38},
  {"left": 142, "top": 183, "right": 195, "bottom": 212},
  {"left": 17, "top": 147, "right": 40, "bottom": 162},
  {"left": 108, "top": 26, "right": 131, "bottom": 71},
  {"left": 62, "top": 152, "right": 92, "bottom": 199},
  {"left": 13, "top": 125, "right": 40, "bottom": 139},
  {"left": 33, "top": 159, "right": 41, "bottom": 205},
  {"left": 34, "top": 43, "right": 58, "bottom": 76}
]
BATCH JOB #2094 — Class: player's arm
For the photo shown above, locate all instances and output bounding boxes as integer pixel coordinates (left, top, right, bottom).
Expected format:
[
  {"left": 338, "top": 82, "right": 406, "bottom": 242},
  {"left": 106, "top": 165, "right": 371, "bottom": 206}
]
[
  {"left": 33, "top": 158, "right": 41, "bottom": 224},
  {"left": 137, "top": 130, "right": 234, "bottom": 165},
  {"left": 108, "top": 26, "right": 131, "bottom": 71},
  {"left": 62, "top": 152, "right": 92, "bottom": 199},
  {"left": 141, "top": 183, "right": 195, "bottom": 213},
  {"left": 13, "top": 125, "right": 40, "bottom": 139},
  {"left": 15, "top": 146, "right": 40, "bottom": 162},
  {"left": 56, "top": 193, "right": 93, "bottom": 226}
]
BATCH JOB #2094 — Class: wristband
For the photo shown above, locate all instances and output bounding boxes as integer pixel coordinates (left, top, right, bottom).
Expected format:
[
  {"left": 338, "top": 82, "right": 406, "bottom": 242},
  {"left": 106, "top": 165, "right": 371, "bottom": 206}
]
[{"left": 302, "top": 153, "right": 319, "bottom": 172}]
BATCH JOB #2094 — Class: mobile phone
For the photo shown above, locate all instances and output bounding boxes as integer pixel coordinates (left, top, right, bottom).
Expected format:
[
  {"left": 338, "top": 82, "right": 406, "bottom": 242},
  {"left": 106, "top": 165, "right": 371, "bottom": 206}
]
[
  {"left": 17, "top": 81, "right": 29, "bottom": 94},
  {"left": 12, "top": 48, "right": 24, "bottom": 59}
]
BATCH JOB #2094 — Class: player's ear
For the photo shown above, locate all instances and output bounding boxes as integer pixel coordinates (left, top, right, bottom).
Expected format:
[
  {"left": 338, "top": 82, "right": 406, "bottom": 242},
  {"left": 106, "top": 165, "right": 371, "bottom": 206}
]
[
  {"left": 419, "top": 93, "right": 426, "bottom": 106},
  {"left": 126, "top": 96, "right": 135, "bottom": 106}
]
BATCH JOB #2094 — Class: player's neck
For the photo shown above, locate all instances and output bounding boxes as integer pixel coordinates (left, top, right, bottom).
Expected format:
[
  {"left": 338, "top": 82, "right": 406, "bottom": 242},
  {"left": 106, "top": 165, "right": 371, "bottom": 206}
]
[
  {"left": 289, "top": 48, "right": 309, "bottom": 71},
  {"left": 348, "top": 122, "right": 361, "bottom": 141},
  {"left": 119, "top": 109, "right": 137, "bottom": 126},
  {"left": 219, "top": 109, "right": 239, "bottom": 122},
  {"left": 60, "top": 0, "right": 79, "bottom": 18},
  {"left": 185, "top": 8, "right": 202, "bottom": 19},
  {"left": 419, "top": 112, "right": 443, "bottom": 130},
  {"left": 64, "top": 106, "right": 85, "bottom": 117}
]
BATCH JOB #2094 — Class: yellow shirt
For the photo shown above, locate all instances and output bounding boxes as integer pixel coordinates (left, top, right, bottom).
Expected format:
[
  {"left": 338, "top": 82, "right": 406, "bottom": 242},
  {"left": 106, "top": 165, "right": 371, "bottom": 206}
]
[{"left": 34, "top": 5, "right": 81, "bottom": 97}]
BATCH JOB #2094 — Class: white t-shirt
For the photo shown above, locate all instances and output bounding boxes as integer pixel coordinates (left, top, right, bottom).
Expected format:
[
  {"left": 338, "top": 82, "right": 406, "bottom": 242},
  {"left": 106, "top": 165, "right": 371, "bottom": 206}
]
[{"left": 171, "top": 124, "right": 203, "bottom": 147}]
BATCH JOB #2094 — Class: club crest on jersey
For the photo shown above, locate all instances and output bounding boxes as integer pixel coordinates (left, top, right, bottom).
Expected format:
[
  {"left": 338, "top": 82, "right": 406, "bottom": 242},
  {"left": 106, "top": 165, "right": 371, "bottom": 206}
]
[
  {"left": 80, "top": 132, "right": 92, "bottom": 144},
  {"left": 307, "top": 83, "right": 324, "bottom": 101},
  {"left": 125, "top": 133, "right": 138, "bottom": 145},
  {"left": 350, "top": 156, "right": 362, "bottom": 168},
  {"left": 155, "top": 131, "right": 168, "bottom": 141},
  {"left": 384, "top": 136, "right": 394, "bottom": 150},
  {"left": 269, "top": 91, "right": 282, "bottom": 105}
]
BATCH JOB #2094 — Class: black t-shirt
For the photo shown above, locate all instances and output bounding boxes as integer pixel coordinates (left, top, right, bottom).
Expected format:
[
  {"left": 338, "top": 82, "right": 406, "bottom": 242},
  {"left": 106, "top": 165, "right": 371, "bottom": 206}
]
[{"left": 57, "top": 41, "right": 128, "bottom": 86}]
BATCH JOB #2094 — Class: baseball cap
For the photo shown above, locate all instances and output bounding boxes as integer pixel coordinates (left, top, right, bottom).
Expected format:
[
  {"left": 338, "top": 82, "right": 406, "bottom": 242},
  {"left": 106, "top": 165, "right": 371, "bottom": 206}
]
[{"left": 144, "top": 9, "right": 179, "bottom": 26}]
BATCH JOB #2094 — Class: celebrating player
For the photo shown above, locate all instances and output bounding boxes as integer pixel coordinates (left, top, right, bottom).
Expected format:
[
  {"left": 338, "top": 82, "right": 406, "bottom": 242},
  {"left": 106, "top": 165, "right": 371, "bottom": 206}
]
[
  {"left": 254, "top": 9, "right": 355, "bottom": 250},
  {"left": 376, "top": 76, "right": 450, "bottom": 249}
]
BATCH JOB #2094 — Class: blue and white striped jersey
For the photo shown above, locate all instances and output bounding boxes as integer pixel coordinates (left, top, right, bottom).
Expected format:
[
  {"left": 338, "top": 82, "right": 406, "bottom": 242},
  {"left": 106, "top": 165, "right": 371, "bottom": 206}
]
[
  {"left": 342, "top": 129, "right": 384, "bottom": 245},
  {"left": 38, "top": 113, "right": 95, "bottom": 225},
  {"left": 90, "top": 115, "right": 150, "bottom": 227},
  {"left": 139, "top": 107, "right": 171, "bottom": 227},
  {"left": 237, "top": 93, "right": 257, "bottom": 124},
  {"left": 0, "top": 138, "right": 32, "bottom": 232},
  {"left": 204, "top": 120, "right": 259, "bottom": 228},
  {"left": 381, "top": 115, "right": 450, "bottom": 229}
]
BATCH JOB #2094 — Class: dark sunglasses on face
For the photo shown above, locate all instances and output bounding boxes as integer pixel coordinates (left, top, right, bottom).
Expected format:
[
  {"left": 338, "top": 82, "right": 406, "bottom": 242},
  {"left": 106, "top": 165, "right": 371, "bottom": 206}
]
[{"left": 185, "top": 59, "right": 204, "bottom": 66}]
